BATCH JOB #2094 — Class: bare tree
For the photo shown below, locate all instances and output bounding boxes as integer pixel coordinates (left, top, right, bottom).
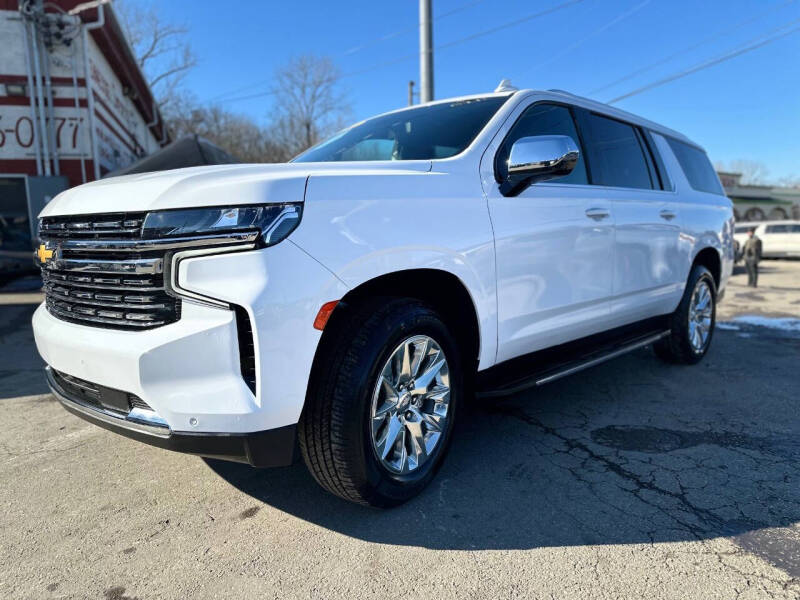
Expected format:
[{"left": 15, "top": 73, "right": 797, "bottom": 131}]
[
  {"left": 269, "top": 55, "right": 350, "bottom": 157},
  {"left": 115, "top": 1, "right": 196, "bottom": 112},
  {"left": 165, "top": 92, "right": 288, "bottom": 163},
  {"left": 716, "top": 159, "right": 771, "bottom": 186}
]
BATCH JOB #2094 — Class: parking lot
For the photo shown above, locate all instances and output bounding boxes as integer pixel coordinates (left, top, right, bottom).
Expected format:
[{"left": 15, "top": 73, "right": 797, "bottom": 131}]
[{"left": 1, "top": 262, "right": 799, "bottom": 600}]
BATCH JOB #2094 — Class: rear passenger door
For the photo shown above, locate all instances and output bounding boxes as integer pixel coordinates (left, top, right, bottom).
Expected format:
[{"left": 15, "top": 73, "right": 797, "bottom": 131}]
[{"left": 576, "top": 110, "right": 683, "bottom": 325}]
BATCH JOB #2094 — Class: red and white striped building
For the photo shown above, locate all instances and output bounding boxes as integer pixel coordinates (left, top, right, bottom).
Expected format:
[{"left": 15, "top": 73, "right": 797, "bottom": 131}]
[
  {"left": 1, "top": 0, "right": 167, "bottom": 185},
  {"left": 1, "top": 0, "right": 168, "bottom": 275}
]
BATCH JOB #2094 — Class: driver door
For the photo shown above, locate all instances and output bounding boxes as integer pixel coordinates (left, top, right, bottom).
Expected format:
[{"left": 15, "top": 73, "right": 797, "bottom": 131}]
[{"left": 481, "top": 102, "right": 615, "bottom": 363}]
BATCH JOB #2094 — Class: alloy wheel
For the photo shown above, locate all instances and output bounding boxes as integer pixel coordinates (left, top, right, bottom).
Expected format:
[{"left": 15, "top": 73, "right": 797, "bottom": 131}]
[
  {"left": 688, "top": 279, "right": 713, "bottom": 352},
  {"left": 369, "top": 335, "right": 451, "bottom": 474}
]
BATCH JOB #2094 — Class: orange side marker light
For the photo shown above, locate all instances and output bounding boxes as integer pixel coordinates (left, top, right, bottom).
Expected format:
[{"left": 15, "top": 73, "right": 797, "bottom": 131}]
[{"left": 313, "top": 300, "right": 340, "bottom": 331}]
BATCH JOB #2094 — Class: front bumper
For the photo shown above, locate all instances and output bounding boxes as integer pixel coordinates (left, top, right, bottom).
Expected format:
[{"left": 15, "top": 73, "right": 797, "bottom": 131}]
[
  {"left": 46, "top": 366, "right": 297, "bottom": 467},
  {"left": 32, "top": 241, "right": 348, "bottom": 435}
]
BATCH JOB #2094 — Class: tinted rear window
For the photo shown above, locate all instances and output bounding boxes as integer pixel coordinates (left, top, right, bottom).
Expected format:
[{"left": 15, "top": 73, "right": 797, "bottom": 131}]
[
  {"left": 582, "top": 113, "right": 653, "bottom": 189},
  {"left": 666, "top": 138, "right": 724, "bottom": 195}
]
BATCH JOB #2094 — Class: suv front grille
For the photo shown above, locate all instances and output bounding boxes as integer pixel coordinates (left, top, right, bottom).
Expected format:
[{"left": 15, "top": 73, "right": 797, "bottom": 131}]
[{"left": 39, "top": 212, "right": 180, "bottom": 330}]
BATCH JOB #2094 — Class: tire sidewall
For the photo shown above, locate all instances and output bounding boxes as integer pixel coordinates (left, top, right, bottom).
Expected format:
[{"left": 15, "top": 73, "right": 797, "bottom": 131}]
[{"left": 344, "top": 303, "right": 462, "bottom": 506}]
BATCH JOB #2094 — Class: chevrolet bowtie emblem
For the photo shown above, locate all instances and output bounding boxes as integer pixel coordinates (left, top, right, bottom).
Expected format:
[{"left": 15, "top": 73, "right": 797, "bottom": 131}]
[{"left": 37, "top": 244, "right": 54, "bottom": 264}]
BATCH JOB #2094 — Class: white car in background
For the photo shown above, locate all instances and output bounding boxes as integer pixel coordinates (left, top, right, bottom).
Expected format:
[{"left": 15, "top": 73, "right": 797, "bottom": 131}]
[
  {"left": 32, "top": 88, "right": 734, "bottom": 507},
  {"left": 737, "top": 221, "right": 800, "bottom": 258}
]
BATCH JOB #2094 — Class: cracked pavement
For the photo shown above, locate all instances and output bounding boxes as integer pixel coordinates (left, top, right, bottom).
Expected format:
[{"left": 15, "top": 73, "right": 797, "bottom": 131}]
[{"left": 1, "top": 263, "right": 799, "bottom": 599}]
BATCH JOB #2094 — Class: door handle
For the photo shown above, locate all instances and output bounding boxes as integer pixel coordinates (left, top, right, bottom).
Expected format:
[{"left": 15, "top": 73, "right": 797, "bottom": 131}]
[
  {"left": 659, "top": 209, "right": 677, "bottom": 221},
  {"left": 585, "top": 208, "right": 610, "bottom": 221}
]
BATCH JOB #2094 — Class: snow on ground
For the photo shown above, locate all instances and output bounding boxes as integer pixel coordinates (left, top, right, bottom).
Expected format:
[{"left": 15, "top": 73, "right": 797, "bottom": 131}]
[{"left": 720, "top": 315, "right": 800, "bottom": 332}]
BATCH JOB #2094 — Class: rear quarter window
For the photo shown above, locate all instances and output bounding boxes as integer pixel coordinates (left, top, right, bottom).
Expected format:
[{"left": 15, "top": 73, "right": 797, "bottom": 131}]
[{"left": 666, "top": 137, "right": 724, "bottom": 195}]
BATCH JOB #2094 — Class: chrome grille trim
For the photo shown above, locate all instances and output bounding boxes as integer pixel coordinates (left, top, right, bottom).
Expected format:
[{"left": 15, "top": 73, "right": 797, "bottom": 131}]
[
  {"left": 45, "top": 257, "right": 164, "bottom": 274},
  {"left": 40, "top": 212, "right": 178, "bottom": 330},
  {"left": 39, "top": 212, "right": 256, "bottom": 331},
  {"left": 46, "top": 299, "right": 170, "bottom": 328},
  {"left": 54, "top": 231, "right": 259, "bottom": 253},
  {"left": 40, "top": 213, "right": 145, "bottom": 238}
]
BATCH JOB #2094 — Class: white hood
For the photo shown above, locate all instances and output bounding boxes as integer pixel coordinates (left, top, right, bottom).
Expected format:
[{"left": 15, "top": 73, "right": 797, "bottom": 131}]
[{"left": 39, "top": 161, "right": 432, "bottom": 217}]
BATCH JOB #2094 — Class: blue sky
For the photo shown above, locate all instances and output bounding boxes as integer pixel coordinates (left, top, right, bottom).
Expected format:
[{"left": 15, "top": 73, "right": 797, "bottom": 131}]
[{"left": 153, "top": 0, "right": 800, "bottom": 181}]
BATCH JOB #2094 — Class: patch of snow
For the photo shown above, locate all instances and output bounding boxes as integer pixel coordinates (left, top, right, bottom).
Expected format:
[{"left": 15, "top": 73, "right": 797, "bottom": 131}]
[
  {"left": 728, "top": 315, "right": 800, "bottom": 332},
  {"left": 716, "top": 322, "right": 741, "bottom": 331}
]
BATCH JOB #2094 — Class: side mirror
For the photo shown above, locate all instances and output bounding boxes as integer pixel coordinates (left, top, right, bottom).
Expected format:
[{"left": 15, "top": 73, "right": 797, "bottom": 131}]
[{"left": 503, "top": 135, "right": 580, "bottom": 195}]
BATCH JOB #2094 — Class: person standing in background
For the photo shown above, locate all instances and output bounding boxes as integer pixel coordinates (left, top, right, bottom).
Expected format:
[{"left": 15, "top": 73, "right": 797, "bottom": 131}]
[{"left": 743, "top": 228, "right": 762, "bottom": 287}]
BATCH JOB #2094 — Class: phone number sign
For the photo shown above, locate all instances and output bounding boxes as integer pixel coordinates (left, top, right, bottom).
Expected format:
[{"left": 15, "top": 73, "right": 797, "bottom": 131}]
[{"left": 0, "top": 106, "right": 89, "bottom": 159}]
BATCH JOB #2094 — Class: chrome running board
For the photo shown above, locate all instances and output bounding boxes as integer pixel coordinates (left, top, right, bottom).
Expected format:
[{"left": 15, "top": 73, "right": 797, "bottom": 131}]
[{"left": 476, "top": 322, "right": 671, "bottom": 399}]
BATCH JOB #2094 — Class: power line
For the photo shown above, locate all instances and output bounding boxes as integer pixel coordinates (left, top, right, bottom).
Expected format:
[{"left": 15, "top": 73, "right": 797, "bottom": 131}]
[
  {"left": 341, "top": 0, "right": 486, "bottom": 57},
  {"left": 520, "top": 0, "right": 651, "bottom": 77},
  {"left": 217, "top": 0, "right": 587, "bottom": 105},
  {"left": 608, "top": 20, "right": 800, "bottom": 104},
  {"left": 589, "top": 0, "right": 797, "bottom": 95},
  {"left": 210, "top": 0, "right": 486, "bottom": 103},
  {"left": 436, "top": 0, "right": 585, "bottom": 51},
  {"left": 340, "top": 0, "right": 587, "bottom": 80}
]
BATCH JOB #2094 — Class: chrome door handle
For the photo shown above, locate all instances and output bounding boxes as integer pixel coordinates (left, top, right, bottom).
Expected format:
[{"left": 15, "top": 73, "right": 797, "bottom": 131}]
[
  {"left": 659, "top": 209, "right": 677, "bottom": 221},
  {"left": 585, "top": 208, "right": 610, "bottom": 221}
]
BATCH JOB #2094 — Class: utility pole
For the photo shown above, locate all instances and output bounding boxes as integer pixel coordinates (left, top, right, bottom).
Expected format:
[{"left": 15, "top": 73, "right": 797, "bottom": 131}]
[
  {"left": 408, "top": 80, "right": 415, "bottom": 106},
  {"left": 419, "top": 0, "right": 433, "bottom": 103}
]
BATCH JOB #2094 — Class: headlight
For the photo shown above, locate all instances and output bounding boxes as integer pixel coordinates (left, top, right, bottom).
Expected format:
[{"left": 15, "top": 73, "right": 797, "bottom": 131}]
[{"left": 141, "top": 203, "right": 302, "bottom": 246}]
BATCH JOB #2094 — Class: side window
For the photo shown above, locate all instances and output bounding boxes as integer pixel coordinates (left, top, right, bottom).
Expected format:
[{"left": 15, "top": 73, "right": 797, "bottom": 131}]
[
  {"left": 665, "top": 137, "right": 725, "bottom": 195},
  {"left": 581, "top": 113, "right": 654, "bottom": 190},
  {"left": 496, "top": 103, "right": 588, "bottom": 185},
  {"left": 766, "top": 224, "right": 789, "bottom": 233},
  {"left": 791, "top": 225, "right": 800, "bottom": 233}
]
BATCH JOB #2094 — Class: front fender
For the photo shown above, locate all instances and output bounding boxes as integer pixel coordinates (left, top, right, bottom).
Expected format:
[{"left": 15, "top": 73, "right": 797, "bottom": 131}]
[{"left": 291, "top": 170, "right": 498, "bottom": 369}]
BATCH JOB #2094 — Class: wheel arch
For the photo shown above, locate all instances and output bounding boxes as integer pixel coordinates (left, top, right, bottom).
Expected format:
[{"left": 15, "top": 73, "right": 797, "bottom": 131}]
[
  {"left": 310, "top": 268, "right": 482, "bottom": 386},
  {"left": 691, "top": 246, "right": 722, "bottom": 290}
]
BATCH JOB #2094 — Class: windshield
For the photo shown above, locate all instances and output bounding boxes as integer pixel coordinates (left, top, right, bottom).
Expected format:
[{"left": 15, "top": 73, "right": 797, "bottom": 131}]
[{"left": 293, "top": 96, "right": 509, "bottom": 163}]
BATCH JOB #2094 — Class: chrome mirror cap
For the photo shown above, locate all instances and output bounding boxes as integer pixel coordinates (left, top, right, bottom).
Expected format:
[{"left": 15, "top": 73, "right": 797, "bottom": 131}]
[{"left": 507, "top": 135, "right": 580, "bottom": 188}]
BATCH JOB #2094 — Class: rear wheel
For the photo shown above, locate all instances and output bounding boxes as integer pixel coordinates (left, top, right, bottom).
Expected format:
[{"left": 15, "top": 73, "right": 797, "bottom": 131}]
[
  {"left": 655, "top": 265, "right": 716, "bottom": 364},
  {"left": 299, "top": 298, "right": 462, "bottom": 507}
]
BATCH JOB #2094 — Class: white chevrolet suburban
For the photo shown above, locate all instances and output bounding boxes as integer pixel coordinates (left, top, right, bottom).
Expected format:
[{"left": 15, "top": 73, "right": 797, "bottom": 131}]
[{"left": 32, "top": 89, "right": 734, "bottom": 507}]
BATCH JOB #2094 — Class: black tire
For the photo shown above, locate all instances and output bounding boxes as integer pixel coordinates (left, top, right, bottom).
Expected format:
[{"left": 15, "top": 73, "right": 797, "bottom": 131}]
[
  {"left": 299, "top": 298, "right": 463, "bottom": 507},
  {"left": 654, "top": 265, "right": 717, "bottom": 365}
]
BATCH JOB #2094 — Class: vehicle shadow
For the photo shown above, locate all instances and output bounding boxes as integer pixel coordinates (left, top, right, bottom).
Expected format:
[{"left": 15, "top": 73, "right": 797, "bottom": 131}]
[{"left": 205, "top": 329, "right": 800, "bottom": 559}]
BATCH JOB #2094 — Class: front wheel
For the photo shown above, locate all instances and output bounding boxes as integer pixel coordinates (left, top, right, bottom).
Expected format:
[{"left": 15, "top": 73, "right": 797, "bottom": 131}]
[
  {"left": 299, "top": 298, "right": 462, "bottom": 507},
  {"left": 654, "top": 264, "right": 716, "bottom": 364}
]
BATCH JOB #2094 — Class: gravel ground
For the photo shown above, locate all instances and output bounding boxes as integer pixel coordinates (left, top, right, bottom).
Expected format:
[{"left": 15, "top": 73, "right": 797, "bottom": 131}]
[{"left": 1, "top": 262, "right": 798, "bottom": 599}]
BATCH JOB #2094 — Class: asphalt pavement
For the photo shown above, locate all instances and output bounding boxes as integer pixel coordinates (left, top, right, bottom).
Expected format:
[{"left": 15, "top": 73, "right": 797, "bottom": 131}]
[{"left": 1, "top": 262, "right": 799, "bottom": 599}]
